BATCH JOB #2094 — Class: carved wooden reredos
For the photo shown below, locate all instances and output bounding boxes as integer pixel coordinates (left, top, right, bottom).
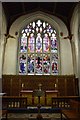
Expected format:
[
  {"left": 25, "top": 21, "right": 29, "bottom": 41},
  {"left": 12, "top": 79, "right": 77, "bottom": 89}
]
[{"left": 2, "top": 75, "right": 79, "bottom": 96}]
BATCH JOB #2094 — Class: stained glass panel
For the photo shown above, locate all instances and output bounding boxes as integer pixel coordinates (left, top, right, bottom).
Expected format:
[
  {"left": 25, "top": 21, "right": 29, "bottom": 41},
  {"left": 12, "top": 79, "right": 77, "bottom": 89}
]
[
  {"left": 20, "top": 33, "right": 27, "bottom": 52},
  {"left": 28, "top": 33, "right": 35, "bottom": 52},
  {"left": 51, "top": 53, "right": 58, "bottom": 75},
  {"left": 43, "top": 34, "right": 50, "bottom": 52},
  {"left": 35, "top": 54, "right": 42, "bottom": 75},
  {"left": 43, "top": 54, "right": 50, "bottom": 75},
  {"left": 27, "top": 54, "right": 34, "bottom": 74},
  {"left": 36, "top": 33, "right": 42, "bottom": 53},
  {"left": 19, "top": 54, "right": 26, "bottom": 74},
  {"left": 51, "top": 33, "right": 57, "bottom": 53}
]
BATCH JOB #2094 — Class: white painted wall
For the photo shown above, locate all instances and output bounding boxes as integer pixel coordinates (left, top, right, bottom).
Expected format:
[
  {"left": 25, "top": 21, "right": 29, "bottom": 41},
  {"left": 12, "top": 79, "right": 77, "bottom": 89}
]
[
  {"left": 3, "top": 37, "right": 18, "bottom": 74},
  {"left": 2, "top": 11, "right": 73, "bottom": 75},
  {"left": 0, "top": 2, "right": 7, "bottom": 113},
  {"left": 70, "top": 3, "right": 80, "bottom": 94},
  {"left": 0, "top": 2, "right": 3, "bottom": 78},
  {"left": 71, "top": 4, "right": 79, "bottom": 77},
  {"left": 0, "top": 3, "right": 7, "bottom": 78}
]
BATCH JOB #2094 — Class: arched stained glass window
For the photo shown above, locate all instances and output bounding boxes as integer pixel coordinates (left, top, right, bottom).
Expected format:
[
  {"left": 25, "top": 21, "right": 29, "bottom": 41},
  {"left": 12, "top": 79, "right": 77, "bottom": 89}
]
[{"left": 19, "top": 19, "right": 59, "bottom": 75}]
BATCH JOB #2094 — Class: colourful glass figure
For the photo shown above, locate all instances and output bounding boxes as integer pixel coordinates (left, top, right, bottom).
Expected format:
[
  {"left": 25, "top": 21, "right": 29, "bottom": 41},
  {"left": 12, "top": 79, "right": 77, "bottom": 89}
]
[
  {"left": 52, "top": 61, "right": 58, "bottom": 74},
  {"left": 20, "top": 33, "right": 27, "bottom": 52},
  {"left": 51, "top": 53, "right": 58, "bottom": 61},
  {"left": 35, "top": 56, "right": 42, "bottom": 74},
  {"left": 43, "top": 54, "right": 50, "bottom": 74},
  {"left": 19, "top": 54, "right": 26, "bottom": 74},
  {"left": 51, "top": 33, "right": 57, "bottom": 53},
  {"left": 36, "top": 33, "right": 42, "bottom": 52},
  {"left": 43, "top": 34, "right": 50, "bottom": 52},
  {"left": 28, "top": 54, "right": 34, "bottom": 74},
  {"left": 28, "top": 61, "right": 34, "bottom": 73},
  {"left": 28, "top": 33, "right": 35, "bottom": 52}
]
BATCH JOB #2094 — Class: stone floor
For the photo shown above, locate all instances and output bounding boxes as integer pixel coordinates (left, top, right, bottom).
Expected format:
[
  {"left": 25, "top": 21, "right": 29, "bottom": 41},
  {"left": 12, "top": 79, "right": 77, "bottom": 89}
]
[{"left": 2, "top": 113, "right": 66, "bottom": 120}]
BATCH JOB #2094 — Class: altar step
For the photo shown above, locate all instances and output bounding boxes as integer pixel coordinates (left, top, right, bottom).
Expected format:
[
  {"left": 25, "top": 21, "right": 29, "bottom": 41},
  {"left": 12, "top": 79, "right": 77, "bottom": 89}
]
[{"left": 7, "top": 106, "right": 60, "bottom": 113}]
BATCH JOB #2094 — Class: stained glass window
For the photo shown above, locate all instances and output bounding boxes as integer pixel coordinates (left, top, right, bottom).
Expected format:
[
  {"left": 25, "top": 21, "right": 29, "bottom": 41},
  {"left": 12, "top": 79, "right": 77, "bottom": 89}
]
[{"left": 19, "top": 19, "right": 59, "bottom": 75}]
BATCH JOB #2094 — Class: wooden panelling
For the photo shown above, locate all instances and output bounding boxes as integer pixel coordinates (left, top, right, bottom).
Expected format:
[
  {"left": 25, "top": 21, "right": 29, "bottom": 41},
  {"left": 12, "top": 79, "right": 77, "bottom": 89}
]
[
  {"left": 2, "top": 75, "right": 78, "bottom": 97},
  {"left": 75, "top": 78, "right": 79, "bottom": 96},
  {"left": 11, "top": 78, "right": 20, "bottom": 96},
  {"left": 67, "top": 78, "right": 75, "bottom": 96},
  {"left": 58, "top": 78, "right": 66, "bottom": 96},
  {"left": 2, "top": 75, "right": 11, "bottom": 96}
]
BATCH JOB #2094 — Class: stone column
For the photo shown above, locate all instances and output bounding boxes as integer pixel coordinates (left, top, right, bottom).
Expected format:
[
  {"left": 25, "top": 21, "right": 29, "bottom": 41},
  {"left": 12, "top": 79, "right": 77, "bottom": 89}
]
[
  {"left": 78, "top": 2, "right": 80, "bottom": 96},
  {"left": 0, "top": 1, "right": 2, "bottom": 117}
]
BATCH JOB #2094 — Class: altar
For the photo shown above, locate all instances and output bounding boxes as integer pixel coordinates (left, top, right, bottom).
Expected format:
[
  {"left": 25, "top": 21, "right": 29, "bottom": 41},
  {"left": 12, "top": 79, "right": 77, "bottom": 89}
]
[
  {"left": 45, "top": 90, "right": 58, "bottom": 105},
  {"left": 20, "top": 90, "right": 58, "bottom": 106}
]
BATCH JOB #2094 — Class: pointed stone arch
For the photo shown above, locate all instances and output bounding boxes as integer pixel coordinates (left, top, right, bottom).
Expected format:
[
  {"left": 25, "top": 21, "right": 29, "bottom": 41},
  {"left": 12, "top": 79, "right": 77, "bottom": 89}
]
[{"left": 3, "top": 11, "right": 73, "bottom": 75}]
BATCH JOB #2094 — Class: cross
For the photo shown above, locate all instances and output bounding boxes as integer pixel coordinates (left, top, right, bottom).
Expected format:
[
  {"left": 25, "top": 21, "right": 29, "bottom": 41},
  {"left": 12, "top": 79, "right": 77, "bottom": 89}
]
[{"left": 36, "top": 20, "right": 42, "bottom": 27}]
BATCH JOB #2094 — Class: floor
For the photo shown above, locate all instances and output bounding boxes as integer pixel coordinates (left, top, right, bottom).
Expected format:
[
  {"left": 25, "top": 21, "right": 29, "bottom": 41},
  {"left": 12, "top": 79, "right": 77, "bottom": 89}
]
[{"left": 2, "top": 113, "right": 66, "bottom": 120}]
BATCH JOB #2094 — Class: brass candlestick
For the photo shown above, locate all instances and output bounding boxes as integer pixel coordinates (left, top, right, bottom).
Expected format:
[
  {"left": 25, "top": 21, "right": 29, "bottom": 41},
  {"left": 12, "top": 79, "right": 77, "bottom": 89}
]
[{"left": 38, "top": 83, "right": 42, "bottom": 91}]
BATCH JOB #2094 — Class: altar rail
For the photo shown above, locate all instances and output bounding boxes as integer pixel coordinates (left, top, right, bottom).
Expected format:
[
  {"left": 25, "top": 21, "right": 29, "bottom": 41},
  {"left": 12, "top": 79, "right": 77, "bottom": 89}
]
[
  {"left": 2, "top": 96, "right": 80, "bottom": 113},
  {"left": 2, "top": 96, "right": 27, "bottom": 111},
  {"left": 52, "top": 96, "right": 80, "bottom": 108}
]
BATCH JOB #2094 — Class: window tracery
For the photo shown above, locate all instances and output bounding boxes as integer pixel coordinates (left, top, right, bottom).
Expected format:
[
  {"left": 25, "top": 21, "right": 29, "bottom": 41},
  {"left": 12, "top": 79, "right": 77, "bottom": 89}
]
[{"left": 19, "top": 19, "right": 59, "bottom": 75}]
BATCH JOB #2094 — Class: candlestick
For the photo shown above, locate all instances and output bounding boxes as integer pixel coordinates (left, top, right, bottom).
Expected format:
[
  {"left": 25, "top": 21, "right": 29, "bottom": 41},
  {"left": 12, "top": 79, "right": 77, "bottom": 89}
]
[{"left": 38, "top": 83, "right": 42, "bottom": 91}]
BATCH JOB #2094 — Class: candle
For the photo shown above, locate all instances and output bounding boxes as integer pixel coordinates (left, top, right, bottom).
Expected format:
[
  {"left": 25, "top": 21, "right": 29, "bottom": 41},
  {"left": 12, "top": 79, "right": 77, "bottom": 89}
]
[
  {"left": 55, "top": 84, "right": 57, "bottom": 88},
  {"left": 22, "top": 83, "right": 24, "bottom": 88},
  {"left": 38, "top": 83, "right": 42, "bottom": 91}
]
